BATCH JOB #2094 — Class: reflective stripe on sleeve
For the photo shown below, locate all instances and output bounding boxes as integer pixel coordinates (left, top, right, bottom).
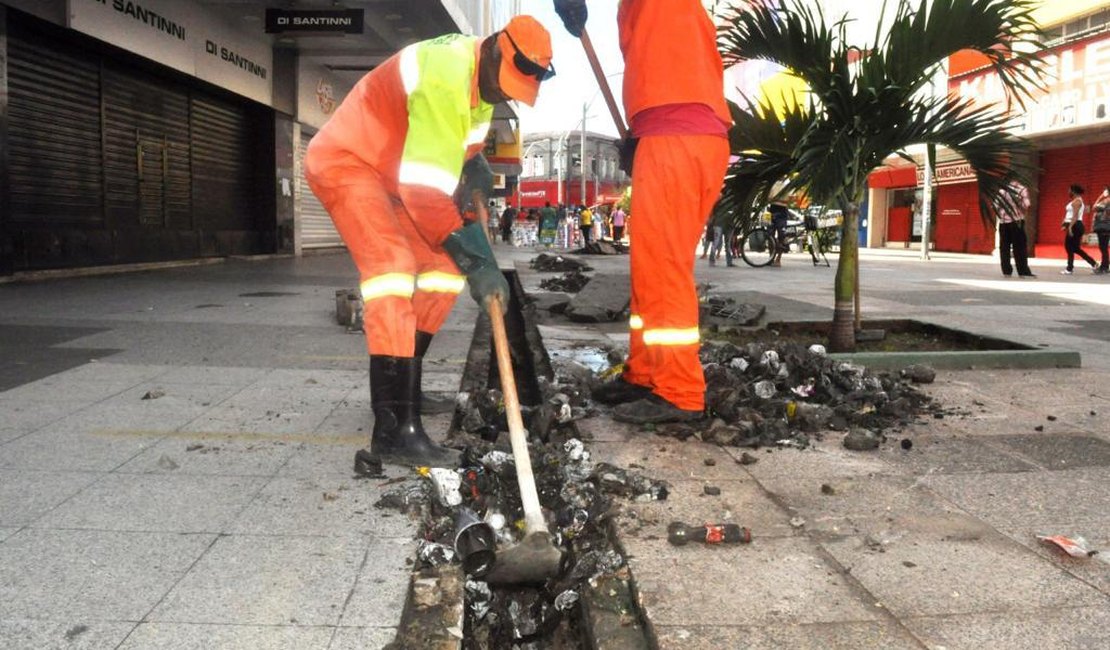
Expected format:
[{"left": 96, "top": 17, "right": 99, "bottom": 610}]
[
  {"left": 629, "top": 314, "right": 644, "bottom": 330},
  {"left": 416, "top": 271, "right": 466, "bottom": 294},
  {"left": 465, "top": 122, "right": 491, "bottom": 148},
  {"left": 398, "top": 161, "right": 459, "bottom": 195},
  {"left": 642, "top": 327, "right": 700, "bottom": 346},
  {"left": 360, "top": 273, "right": 416, "bottom": 301},
  {"left": 399, "top": 45, "right": 419, "bottom": 95}
]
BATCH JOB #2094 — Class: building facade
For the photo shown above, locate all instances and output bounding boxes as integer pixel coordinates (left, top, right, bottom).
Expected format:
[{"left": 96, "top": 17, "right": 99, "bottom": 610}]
[
  {"left": 0, "top": 0, "right": 514, "bottom": 275},
  {"left": 515, "top": 131, "right": 628, "bottom": 209}
]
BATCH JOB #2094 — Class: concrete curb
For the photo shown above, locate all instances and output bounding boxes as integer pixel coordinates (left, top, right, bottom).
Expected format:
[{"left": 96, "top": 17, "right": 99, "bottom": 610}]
[{"left": 830, "top": 348, "right": 1082, "bottom": 370}]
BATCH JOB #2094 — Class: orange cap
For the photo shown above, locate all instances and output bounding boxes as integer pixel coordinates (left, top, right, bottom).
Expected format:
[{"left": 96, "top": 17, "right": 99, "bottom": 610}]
[{"left": 496, "top": 15, "right": 553, "bottom": 107}]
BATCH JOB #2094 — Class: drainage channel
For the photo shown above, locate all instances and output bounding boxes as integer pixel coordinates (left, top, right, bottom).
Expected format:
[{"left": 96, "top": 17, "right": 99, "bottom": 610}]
[{"left": 388, "top": 270, "right": 654, "bottom": 650}]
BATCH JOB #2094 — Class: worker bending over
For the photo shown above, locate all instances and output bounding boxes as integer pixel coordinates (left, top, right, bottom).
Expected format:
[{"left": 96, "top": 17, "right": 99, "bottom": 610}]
[
  {"left": 306, "top": 17, "right": 555, "bottom": 469},
  {"left": 554, "top": 0, "right": 730, "bottom": 423}
]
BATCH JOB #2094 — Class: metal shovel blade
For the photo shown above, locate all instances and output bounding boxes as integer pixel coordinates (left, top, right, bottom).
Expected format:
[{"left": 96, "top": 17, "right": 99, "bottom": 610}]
[{"left": 484, "top": 532, "right": 565, "bottom": 586}]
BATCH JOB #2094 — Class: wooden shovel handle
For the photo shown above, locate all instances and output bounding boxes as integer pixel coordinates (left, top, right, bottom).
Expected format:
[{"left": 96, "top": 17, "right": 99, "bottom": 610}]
[{"left": 579, "top": 27, "right": 628, "bottom": 139}]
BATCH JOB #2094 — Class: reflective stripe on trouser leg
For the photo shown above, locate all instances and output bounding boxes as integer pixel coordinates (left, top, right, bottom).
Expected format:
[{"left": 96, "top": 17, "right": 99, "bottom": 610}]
[
  {"left": 394, "top": 200, "right": 466, "bottom": 335},
  {"left": 624, "top": 311, "right": 652, "bottom": 387},
  {"left": 629, "top": 134, "right": 729, "bottom": 411},
  {"left": 306, "top": 171, "right": 418, "bottom": 357}
]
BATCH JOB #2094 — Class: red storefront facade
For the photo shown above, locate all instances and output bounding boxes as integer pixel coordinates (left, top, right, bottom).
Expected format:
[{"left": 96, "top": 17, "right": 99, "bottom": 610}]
[{"left": 514, "top": 179, "right": 626, "bottom": 210}]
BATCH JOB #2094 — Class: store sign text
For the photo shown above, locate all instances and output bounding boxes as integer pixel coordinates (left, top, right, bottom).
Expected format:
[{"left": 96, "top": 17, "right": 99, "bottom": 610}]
[
  {"left": 917, "top": 162, "right": 976, "bottom": 186},
  {"left": 205, "top": 40, "right": 267, "bottom": 80},
  {"left": 93, "top": 0, "right": 185, "bottom": 41},
  {"left": 952, "top": 34, "right": 1110, "bottom": 135}
]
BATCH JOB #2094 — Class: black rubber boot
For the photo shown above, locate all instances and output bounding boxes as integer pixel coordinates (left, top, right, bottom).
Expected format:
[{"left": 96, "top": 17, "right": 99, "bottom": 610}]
[
  {"left": 357, "top": 355, "right": 459, "bottom": 470},
  {"left": 591, "top": 375, "right": 652, "bottom": 405},
  {"left": 612, "top": 393, "right": 703, "bottom": 425},
  {"left": 415, "top": 331, "right": 457, "bottom": 415}
]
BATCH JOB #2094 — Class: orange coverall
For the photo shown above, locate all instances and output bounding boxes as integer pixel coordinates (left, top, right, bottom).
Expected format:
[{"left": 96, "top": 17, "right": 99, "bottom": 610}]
[
  {"left": 304, "top": 38, "right": 490, "bottom": 358},
  {"left": 618, "top": 0, "right": 730, "bottom": 411}
]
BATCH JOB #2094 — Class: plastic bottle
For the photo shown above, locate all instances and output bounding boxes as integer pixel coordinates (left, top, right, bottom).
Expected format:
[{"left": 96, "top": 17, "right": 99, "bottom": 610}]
[{"left": 667, "top": 521, "right": 752, "bottom": 546}]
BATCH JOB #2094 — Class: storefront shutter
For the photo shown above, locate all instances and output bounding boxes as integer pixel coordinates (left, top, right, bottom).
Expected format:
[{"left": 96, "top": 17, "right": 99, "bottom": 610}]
[{"left": 297, "top": 130, "right": 343, "bottom": 249}]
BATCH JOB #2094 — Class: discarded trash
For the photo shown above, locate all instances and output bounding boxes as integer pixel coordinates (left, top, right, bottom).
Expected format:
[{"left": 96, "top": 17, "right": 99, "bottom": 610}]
[
  {"left": 900, "top": 438, "right": 913, "bottom": 450},
  {"left": 842, "top": 427, "right": 881, "bottom": 451},
  {"left": 808, "top": 344, "right": 827, "bottom": 356},
  {"left": 790, "top": 516, "right": 806, "bottom": 529},
  {"left": 900, "top": 364, "right": 936, "bottom": 384},
  {"left": 429, "top": 468, "right": 463, "bottom": 507},
  {"left": 530, "top": 253, "right": 592, "bottom": 272},
  {"left": 539, "top": 270, "right": 591, "bottom": 293},
  {"left": 465, "top": 580, "right": 493, "bottom": 621},
  {"left": 753, "top": 380, "right": 776, "bottom": 399},
  {"left": 667, "top": 522, "right": 752, "bottom": 546},
  {"left": 703, "top": 485, "right": 721, "bottom": 496},
  {"left": 820, "top": 483, "right": 836, "bottom": 495},
  {"left": 1037, "top": 534, "right": 1097, "bottom": 558},
  {"left": 141, "top": 389, "right": 165, "bottom": 400},
  {"left": 738, "top": 452, "right": 758, "bottom": 465},
  {"left": 417, "top": 540, "right": 456, "bottom": 567},
  {"left": 554, "top": 589, "right": 580, "bottom": 612},
  {"left": 454, "top": 508, "right": 496, "bottom": 577}
]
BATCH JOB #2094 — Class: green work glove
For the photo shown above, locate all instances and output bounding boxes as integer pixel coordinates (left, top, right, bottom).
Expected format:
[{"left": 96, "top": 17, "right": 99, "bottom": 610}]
[
  {"left": 461, "top": 154, "right": 494, "bottom": 202},
  {"left": 441, "top": 222, "right": 510, "bottom": 312}
]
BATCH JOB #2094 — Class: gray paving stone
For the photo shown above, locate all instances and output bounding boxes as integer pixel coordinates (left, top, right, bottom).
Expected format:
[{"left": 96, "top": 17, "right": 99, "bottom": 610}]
[
  {"left": 313, "top": 405, "right": 370, "bottom": 437},
  {"left": 116, "top": 434, "right": 300, "bottom": 476},
  {"left": 277, "top": 441, "right": 371, "bottom": 478},
  {"left": 0, "top": 527, "right": 19, "bottom": 542},
  {"left": 616, "top": 479, "right": 798, "bottom": 540},
  {"left": 150, "top": 535, "right": 368, "bottom": 626},
  {"left": 877, "top": 435, "right": 1039, "bottom": 475},
  {"left": 728, "top": 437, "right": 895, "bottom": 481},
  {"left": 117, "top": 622, "right": 333, "bottom": 649},
  {"left": 0, "top": 470, "right": 103, "bottom": 527},
  {"left": 0, "top": 427, "right": 164, "bottom": 472},
  {"left": 152, "top": 365, "right": 269, "bottom": 388},
  {"left": 230, "top": 476, "right": 415, "bottom": 539},
  {"left": 589, "top": 439, "right": 753, "bottom": 482},
  {"left": 2, "top": 363, "right": 168, "bottom": 398},
  {"left": 821, "top": 530, "right": 1106, "bottom": 618},
  {"left": 35, "top": 473, "right": 266, "bottom": 533},
  {"left": 0, "top": 528, "right": 214, "bottom": 620},
  {"left": 624, "top": 536, "right": 881, "bottom": 627},
  {"left": 248, "top": 368, "right": 365, "bottom": 391},
  {"left": 182, "top": 385, "right": 349, "bottom": 435},
  {"left": 329, "top": 627, "right": 397, "bottom": 650},
  {"left": 338, "top": 538, "right": 416, "bottom": 627},
  {"left": 653, "top": 621, "right": 922, "bottom": 650},
  {"left": 904, "top": 605, "right": 1110, "bottom": 650},
  {"left": 0, "top": 619, "right": 134, "bottom": 650},
  {"left": 988, "top": 434, "right": 1110, "bottom": 471}
]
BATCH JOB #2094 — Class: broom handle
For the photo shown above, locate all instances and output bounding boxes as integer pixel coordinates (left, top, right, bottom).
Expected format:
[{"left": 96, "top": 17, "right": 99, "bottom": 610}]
[
  {"left": 580, "top": 28, "right": 628, "bottom": 139},
  {"left": 471, "top": 190, "right": 547, "bottom": 535}
]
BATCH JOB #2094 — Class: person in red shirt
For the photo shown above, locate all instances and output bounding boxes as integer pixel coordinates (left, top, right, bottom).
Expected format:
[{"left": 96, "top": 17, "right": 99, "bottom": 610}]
[{"left": 555, "top": 0, "right": 730, "bottom": 423}]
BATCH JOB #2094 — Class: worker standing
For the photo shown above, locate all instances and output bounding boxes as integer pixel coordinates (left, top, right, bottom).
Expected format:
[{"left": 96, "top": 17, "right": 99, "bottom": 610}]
[
  {"left": 305, "top": 17, "right": 555, "bottom": 469},
  {"left": 554, "top": 0, "right": 730, "bottom": 423}
]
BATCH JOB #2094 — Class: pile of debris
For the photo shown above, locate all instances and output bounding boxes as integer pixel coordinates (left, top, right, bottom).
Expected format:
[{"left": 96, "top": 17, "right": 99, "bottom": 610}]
[
  {"left": 530, "top": 253, "right": 592, "bottom": 273},
  {"left": 377, "top": 377, "right": 664, "bottom": 648},
  {"left": 538, "top": 270, "right": 591, "bottom": 293},
  {"left": 571, "top": 241, "right": 626, "bottom": 255},
  {"left": 641, "top": 340, "right": 939, "bottom": 449}
]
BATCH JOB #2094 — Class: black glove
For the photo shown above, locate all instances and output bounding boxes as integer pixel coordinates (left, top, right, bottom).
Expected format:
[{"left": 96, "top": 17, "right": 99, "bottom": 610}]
[
  {"left": 554, "top": 0, "right": 588, "bottom": 37},
  {"left": 461, "top": 153, "right": 494, "bottom": 201},
  {"left": 441, "top": 222, "right": 510, "bottom": 312},
  {"left": 618, "top": 137, "right": 639, "bottom": 176}
]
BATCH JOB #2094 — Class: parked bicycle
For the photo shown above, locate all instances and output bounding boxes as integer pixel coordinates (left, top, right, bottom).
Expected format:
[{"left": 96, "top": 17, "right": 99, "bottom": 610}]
[{"left": 740, "top": 208, "right": 841, "bottom": 268}]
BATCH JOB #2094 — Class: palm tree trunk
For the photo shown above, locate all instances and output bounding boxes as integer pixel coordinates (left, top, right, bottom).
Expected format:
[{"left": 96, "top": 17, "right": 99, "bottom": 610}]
[{"left": 830, "top": 203, "right": 860, "bottom": 352}]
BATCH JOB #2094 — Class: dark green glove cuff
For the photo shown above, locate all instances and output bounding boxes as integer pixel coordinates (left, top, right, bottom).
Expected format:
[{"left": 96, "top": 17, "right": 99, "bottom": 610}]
[
  {"left": 462, "top": 154, "right": 494, "bottom": 201},
  {"left": 442, "top": 223, "right": 510, "bottom": 308}
]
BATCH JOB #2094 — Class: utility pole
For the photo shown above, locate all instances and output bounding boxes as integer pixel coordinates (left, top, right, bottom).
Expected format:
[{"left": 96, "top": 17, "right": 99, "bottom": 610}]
[{"left": 580, "top": 103, "right": 587, "bottom": 207}]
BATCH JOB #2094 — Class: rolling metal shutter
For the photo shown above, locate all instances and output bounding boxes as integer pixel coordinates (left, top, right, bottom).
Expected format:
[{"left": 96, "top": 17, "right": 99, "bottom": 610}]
[
  {"left": 192, "top": 95, "right": 255, "bottom": 231},
  {"left": 7, "top": 24, "right": 102, "bottom": 225},
  {"left": 298, "top": 129, "right": 343, "bottom": 249}
]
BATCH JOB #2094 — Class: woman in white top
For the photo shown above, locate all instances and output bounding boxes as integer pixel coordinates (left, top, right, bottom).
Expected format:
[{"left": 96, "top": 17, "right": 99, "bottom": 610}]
[{"left": 1062, "top": 184, "right": 1097, "bottom": 274}]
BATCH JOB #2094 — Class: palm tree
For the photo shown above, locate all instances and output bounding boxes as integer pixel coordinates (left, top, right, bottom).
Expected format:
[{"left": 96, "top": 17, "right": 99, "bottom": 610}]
[{"left": 718, "top": 0, "right": 1046, "bottom": 351}]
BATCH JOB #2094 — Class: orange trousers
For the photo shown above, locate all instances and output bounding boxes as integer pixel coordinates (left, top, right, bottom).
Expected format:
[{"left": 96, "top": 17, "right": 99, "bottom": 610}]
[
  {"left": 624, "top": 135, "right": 729, "bottom": 410},
  {"left": 308, "top": 170, "right": 464, "bottom": 357}
]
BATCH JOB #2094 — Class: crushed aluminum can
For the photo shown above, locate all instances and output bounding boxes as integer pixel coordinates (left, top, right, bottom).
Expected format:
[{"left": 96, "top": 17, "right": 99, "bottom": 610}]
[
  {"left": 556, "top": 402, "right": 574, "bottom": 423},
  {"left": 808, "top": 344, "right": 827, "bottom": 356},
  {"left": 554, "top": 589, "right": 580, "bottom": 612},
  {"left": 760, "top": 350, "right": 780, "bottom": 370},
  {"left": 429, "top": 468, "right": 463, "bottom": 507},
  {"left": 480, "top": 450, "right": 513, "bottom": 472},
  {"left": 465, "top": 580, "right": 493, "bottom": 621},
  {"left": 753, "top": 380, "right": 776, "bottom": 399},
  {"left": 730, "top": 357, "right": 750, "bottom": 372},
  {"left": 563, "top": 438, "right": 589, "bottom": 462},
  {"left": 417, "top": 540, "right": 455, "bottom": 567}
]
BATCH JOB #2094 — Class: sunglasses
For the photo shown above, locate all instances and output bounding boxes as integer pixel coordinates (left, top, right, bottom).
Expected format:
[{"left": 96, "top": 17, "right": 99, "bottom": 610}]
[{"left": 503, "top": 30, "right": 555, "bottom": 81}]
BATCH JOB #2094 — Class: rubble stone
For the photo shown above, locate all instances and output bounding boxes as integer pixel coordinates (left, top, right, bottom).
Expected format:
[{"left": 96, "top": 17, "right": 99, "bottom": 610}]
[
  {"left": 901, "top": 364, "right": 937, "bottom": 384},
  {"left": 842, "top": 427, "right": 881, "bottom": 451}
]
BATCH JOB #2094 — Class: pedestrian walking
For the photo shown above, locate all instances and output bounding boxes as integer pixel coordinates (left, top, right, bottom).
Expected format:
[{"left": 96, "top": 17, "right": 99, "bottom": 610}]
[
  {"left": 998, "top": 183, "right": 1035, "bottom": 278},
  {"left": 539, "top": 201, "right": 558, "bottom": 247},
  {"left": 1093, "top": 185, "right": 1110, "bottom": 274},
  {"left": 305, "top": 16, "right": 554, "bottom": 467},
  {"left": 500, "top": 205, "right": 517, "bottom": 244},
  {"left": 555, "top": 0, "right": 730, "bottom": 424},
  {"left": 709, "top": 224, "right": 735, "bottom": 266},
  {"left": 700, "top": 221, "right": 712, "bottom": 259},
  {"left": 611, "top": 206, "right": 627, "bottom": 242},
  {"left": 1061, "top": 184, "right": 1097, "bottom": 274}
]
